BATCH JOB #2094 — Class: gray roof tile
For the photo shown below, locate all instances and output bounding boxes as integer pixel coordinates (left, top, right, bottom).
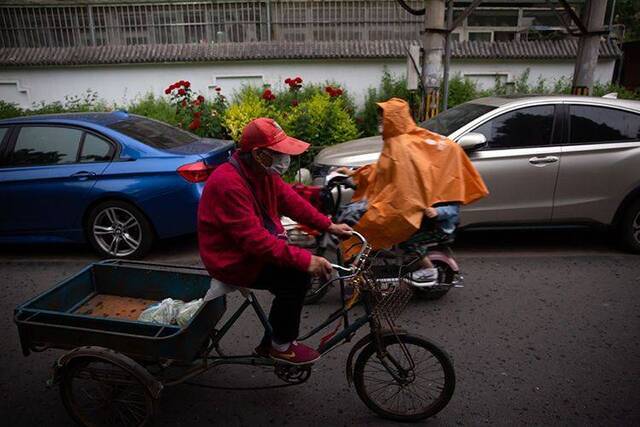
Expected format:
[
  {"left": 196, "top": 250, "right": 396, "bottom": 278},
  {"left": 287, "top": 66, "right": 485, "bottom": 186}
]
[{"left": 0, "top": 39, "right": 621, "bottom": 67}]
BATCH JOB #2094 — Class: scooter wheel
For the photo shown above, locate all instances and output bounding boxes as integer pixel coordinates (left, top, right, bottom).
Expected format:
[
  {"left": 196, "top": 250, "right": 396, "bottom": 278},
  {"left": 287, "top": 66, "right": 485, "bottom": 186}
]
[{"left": 414, "top": 260, "right": 454, "bottom": 300}]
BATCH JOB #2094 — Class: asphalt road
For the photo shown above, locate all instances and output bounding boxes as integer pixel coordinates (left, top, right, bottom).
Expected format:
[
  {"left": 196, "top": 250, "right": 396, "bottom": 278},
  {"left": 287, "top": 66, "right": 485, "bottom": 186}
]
[{"left": 1, "top": 229, "right": 639, "bottom": 426}]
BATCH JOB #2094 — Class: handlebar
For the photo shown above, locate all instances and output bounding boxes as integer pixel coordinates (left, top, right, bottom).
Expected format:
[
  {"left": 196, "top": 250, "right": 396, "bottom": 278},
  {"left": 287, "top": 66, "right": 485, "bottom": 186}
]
[{"left": 329, "top": 230, "right": 368, "bottom": 274}]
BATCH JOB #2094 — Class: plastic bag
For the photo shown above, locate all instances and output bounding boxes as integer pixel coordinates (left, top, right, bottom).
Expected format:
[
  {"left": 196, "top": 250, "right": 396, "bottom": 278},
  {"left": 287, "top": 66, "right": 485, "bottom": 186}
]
[
  {"left": 138, "top": 298, "right": 185, "bottom": 325},
  {"left": 176, "top": 298, "right": 204, "bottom": 327}
]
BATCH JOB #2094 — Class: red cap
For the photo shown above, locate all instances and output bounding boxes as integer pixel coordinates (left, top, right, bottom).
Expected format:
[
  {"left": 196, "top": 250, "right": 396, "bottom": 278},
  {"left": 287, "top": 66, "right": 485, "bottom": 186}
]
[{"left": 239, "top": 118, "right": 310, "bottom": 155}]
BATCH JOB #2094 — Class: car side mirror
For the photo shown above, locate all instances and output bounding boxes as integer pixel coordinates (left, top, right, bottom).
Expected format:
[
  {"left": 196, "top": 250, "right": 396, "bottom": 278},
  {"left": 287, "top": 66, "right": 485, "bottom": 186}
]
[{"left": 458, "top": 133, "right": 487, "bottom": 151}]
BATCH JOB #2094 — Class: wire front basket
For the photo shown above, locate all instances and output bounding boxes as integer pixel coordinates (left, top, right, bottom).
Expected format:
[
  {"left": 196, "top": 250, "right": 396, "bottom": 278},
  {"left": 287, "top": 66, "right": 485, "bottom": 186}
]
[{"left": 364, "top": 263, "right": 414, "bottom": 325}]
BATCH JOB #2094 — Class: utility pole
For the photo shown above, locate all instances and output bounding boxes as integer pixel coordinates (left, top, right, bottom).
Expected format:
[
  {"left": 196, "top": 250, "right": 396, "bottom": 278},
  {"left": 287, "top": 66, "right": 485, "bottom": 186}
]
[
  {"left": 421, "top": 0, "right": 446, "bottom": 119},
  {"left": 571, "top": 0, "right": 608, "bottom": 95}
]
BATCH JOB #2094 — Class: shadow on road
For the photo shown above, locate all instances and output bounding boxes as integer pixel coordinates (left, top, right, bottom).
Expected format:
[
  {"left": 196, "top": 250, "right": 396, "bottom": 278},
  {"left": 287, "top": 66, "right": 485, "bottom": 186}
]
[
  {"left": 454, "top": 226, "right": 625, "bottom": 255},
  {"left": 0, "top": 226, "right": 631, "bottom": 262},
  {"left": 0, "top": 233, "right": 200, "bottom": 263}
]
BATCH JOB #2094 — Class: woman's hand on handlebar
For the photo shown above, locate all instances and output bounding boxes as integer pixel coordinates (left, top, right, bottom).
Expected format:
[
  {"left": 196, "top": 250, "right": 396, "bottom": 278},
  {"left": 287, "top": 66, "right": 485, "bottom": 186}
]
[
  {"left": 308, "top": 255, "right": 333, "bottom": 280},
  {"left": 327, "top": 222, "right": 353, "bottom": 238},
  {"left": 334, "top": 167, "right": 355, "bottom": 176}
]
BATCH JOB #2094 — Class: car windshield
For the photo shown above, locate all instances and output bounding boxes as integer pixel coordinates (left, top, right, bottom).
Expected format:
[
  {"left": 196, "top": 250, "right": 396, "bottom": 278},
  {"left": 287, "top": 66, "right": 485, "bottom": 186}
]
[
  {"left": 420, "top": 102, "right": 497, "bottom": 136},
  {"left": 108, "top": 116, "right": 199, "bottom": 149}
]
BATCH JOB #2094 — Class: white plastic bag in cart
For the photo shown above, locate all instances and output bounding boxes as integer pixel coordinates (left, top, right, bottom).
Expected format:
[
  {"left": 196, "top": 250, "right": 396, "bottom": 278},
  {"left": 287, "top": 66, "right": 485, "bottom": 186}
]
[
  {"left": 176, "top": 298, "right": 204, "bottom": 327},
  {"left": 138, "top": 298, "right": 185, "bottom": 325}
]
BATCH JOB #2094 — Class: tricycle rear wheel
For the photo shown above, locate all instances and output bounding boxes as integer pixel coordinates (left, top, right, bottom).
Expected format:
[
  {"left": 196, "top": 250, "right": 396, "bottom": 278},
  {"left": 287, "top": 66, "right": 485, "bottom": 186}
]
[{"left": 59, "top": 354, "right": 159, "bottom": 426}]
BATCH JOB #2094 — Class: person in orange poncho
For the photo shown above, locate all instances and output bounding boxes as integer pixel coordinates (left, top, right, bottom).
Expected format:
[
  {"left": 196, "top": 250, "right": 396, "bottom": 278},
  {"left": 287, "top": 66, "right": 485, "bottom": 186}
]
[{"left": 343, "top": 97, "right": 488, "bottom": 261}]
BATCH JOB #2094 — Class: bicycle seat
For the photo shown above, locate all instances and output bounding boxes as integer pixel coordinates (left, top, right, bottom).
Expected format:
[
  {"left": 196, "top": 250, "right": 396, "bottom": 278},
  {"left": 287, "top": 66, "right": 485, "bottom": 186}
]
[{"left": 204, "top": 278, "right": 250, "bottom": 301}]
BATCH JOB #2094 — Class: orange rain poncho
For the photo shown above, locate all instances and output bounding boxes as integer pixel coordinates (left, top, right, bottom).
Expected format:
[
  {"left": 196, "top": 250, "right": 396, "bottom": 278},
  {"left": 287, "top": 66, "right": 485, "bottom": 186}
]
[{"left": 349, "top": 98, "right": 489, "bottom": 249}]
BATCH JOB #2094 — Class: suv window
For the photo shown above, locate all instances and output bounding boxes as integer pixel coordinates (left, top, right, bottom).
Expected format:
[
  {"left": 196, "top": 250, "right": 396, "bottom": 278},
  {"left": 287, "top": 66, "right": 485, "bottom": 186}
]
[
  {"left": 472, "top": 105, "right": 555, "bottom": 149},
  {"left": 570, "top": 105, "right": 640, "bottom": 144},
  {"left": 0, "top": 127, "right": 8, "bottom": 143},
  {"left": 10, "top": 126, "right": 83, "bottom": 166},
  {"left": 107, "top": 116, "right": 198, "bottom": 149},
  {"left": 80, "top": 133, "right": 113, "bottom": 163}
]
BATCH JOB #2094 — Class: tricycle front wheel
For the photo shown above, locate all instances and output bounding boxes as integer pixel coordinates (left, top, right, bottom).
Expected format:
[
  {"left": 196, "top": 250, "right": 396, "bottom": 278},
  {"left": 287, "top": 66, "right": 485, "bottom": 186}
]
[
  {"left": 353, "top": 334, "right": 455, "bottom": 422},
  {"left": 59, "top": 351, "right": 159, "bottom": 427}
]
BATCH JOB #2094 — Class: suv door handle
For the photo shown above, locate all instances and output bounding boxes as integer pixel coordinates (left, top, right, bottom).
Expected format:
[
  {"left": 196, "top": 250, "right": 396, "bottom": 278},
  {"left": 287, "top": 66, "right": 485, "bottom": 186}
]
[
  {"left": 529, "top": 156, "right": 559, "bottom": 165},
  {"left": 70, "top": 171, "right": 97, "bottom": 180}
]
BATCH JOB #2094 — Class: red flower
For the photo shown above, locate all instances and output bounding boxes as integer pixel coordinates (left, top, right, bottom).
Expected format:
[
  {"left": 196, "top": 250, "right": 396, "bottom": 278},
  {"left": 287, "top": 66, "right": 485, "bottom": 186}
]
[
  {"left": 194, "top": 111, "right": 202, "bottom": 118},
  {"left": 295, "top": 76, "right": 302, "bottom": 84},
  {"left": 336, "top": 89, "right": 343, "bottom": 96},
  {"left": 178, "top": 80, "right": 185, "bottom": 87},
  {"left": 215, "top": 87, "right": 221, "bottom": 92},
  {"left": 164, "top": 88, "right": 171, "bottom": 95},
  {"left": 188, "top": 118, "right": 201, "bottom": 130},
  {"left": 291, "top": 99, "right": 299, "bottom": 107},
  {"left": 181, "top": 100, "right": 187, "bottom": 107},
  {"left": 184, "top": 81, "right": 191, "bottom": 88},
  {"left": 325, "top": 86, "right": 332, "bottom": 93},
  {"left": 262, "top": 89, "right": 276, "bottom": 101},
  {"left": 285, "top": 78, "right": 291, "bottom": 84},
  {"left": 178, "top": 88, "right": 186, "bottom": 96},
  {"left": 197, "top": 95, "right": 205, "bottom": 102}
]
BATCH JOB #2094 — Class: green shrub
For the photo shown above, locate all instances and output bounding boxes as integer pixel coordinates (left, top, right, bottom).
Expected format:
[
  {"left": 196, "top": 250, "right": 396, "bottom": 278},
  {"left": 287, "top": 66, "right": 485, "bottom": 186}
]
[
  {"left": 28, "top": 90, "right": 108, "bottom": 115},
  {"left": 281, "top": 92, "right": 359, "bottom": 166},
  {"left": 0, "top": 101, "right": 24, "bottom": 119},
  {"left": 359, "top": 69, "right": 421, "bottom": 136},
  {"left": 225, "top": 87, "right": 280, "bottom": 141},
  {"left": 162, "top": 80, "right": 229, "bottom": 139},
  {"left": 446, "top": 75, "right": 481, "bottom": 107},
  {"left": 127, "top": 94, "right": 179, "bottom": 126}
]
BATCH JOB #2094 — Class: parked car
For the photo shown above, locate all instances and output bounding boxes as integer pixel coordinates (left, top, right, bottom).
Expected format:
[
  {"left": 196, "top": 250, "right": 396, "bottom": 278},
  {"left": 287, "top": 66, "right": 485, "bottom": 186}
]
[
  {"left": 0, "top": 112, "right": 233, "bottom": 258},
  {"left": 312, "top": 96, "right": 640, "bottom": 252}
]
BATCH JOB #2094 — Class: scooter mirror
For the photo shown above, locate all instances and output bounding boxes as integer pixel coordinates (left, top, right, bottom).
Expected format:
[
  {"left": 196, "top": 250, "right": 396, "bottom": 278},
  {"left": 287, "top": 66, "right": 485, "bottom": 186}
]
[{"left": 295, "top": 168, "right": 312, "bottom": 185}]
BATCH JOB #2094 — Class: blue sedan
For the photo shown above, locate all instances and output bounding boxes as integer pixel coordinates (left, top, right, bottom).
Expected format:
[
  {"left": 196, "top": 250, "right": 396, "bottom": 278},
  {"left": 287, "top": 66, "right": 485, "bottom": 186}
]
[{"left": 0, "top": 112, "right": 234, "bottom": 258}]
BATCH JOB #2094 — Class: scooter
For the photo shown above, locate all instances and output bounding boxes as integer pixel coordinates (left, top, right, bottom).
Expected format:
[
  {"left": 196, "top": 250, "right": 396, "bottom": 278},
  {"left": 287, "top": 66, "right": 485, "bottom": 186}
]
[{"left": 286, "top": 173, "right": 463, "bottom": 304}]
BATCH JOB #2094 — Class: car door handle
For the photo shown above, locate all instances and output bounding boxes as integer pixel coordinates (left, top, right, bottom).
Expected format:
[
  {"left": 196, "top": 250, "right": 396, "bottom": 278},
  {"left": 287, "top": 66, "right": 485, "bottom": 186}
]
[
  {"left": 528, "top": 156, "right": 559, "bottom": 165},
  {"left": 70, "top": 171, "right": 97, "bottom": 180}
]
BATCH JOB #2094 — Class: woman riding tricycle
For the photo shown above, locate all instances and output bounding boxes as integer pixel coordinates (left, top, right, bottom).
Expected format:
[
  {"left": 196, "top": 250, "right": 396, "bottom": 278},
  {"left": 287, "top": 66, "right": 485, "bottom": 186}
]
[{"left": 15, "top": 117, "right": 456, "bottom": 425}]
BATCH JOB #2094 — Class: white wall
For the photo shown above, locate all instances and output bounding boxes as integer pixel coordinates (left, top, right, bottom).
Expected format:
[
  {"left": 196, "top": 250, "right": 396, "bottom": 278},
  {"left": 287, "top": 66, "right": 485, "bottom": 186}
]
[
  {"left": 0, "top": 58, "right": 616, "bottom": 109},
  {"left": 452, "top": 59, "right": 617, "bottom": 90}
]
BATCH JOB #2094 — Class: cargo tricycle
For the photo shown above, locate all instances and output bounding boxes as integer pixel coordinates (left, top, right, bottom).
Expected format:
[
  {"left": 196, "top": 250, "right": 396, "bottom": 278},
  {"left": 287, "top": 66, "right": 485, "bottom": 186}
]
[{"left": 15, "top": 233, "right": 455, "bottom": 426}]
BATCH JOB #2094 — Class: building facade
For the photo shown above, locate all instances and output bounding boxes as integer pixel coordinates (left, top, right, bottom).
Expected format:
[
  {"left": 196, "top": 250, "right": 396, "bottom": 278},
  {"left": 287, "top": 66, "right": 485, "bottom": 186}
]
[{"left": 0, "top": 1, "right": 622, "bottom": 108}]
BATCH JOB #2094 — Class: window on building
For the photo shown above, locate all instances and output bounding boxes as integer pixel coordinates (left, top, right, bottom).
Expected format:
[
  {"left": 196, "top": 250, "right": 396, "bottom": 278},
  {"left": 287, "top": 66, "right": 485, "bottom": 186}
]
[
  {"left": 494, "top": 31, "right": 516, "bottom": 42},
  {"left": 570, "top": 106, "right": 640, "bottom": 144},
  {"left": 80, "top": 134, "right": 113, "bottom": 163},
  {"left": 468, "top": 9, "right": 519, "bottom": 27},
  {"left": 10, "top": 126, "right": 83, "bottom": 166},
  {"left": 523, "top": 10, "right": 563, "bottom": 27},
  {"left": 473, "top": 106, "right": 556, "bottom": 149},
  {"left": 469, "top": 32, "right": 492, "bottom": 42}
]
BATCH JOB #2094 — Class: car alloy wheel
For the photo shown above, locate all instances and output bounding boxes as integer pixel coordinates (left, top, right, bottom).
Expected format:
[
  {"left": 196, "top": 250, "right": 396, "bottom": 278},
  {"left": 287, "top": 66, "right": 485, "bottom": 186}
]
[
  {"left": 92, "top": 207, "right": 142, "bottom": 257},
  {"left": 633, "top": 211, "right": 640, "bottom": 245}
]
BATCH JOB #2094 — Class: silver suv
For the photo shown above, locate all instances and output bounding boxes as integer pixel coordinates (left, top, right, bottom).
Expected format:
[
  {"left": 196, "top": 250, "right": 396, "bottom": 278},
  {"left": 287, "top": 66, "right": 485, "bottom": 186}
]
[{"left": 312, "top": 96, "right": 640, "bottom": 252}]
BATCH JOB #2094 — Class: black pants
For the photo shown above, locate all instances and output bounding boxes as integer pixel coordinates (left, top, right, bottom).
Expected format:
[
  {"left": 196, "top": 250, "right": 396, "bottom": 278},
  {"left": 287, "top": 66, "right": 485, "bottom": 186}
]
[{"left": 250, "top": 264, "right": 311, "bottom": 345}]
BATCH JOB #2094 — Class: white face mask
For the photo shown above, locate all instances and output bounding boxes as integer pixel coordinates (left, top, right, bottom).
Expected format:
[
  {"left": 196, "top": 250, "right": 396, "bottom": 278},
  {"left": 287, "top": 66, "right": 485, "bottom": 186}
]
[{"left": 258, "top": 150, "right": 291, "bottom": 176}]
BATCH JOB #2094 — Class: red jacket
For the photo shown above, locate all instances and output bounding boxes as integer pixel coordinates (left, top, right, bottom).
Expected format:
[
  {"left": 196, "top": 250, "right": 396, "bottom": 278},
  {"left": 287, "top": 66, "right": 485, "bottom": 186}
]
[{"left": 198, "top": 153, "right": 332, "bottom": 287}]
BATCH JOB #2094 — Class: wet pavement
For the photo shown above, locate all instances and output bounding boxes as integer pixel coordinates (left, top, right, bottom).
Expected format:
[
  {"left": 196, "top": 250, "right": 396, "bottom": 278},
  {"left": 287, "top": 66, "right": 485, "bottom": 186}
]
[{"left": 1, "top": 229, "right": 639, "bottom": 426}]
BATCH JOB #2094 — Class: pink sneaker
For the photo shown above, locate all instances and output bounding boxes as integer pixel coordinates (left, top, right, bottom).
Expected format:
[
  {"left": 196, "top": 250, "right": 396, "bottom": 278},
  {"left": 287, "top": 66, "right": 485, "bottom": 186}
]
[{"left": 269, "top": 342, "right": 321, "bottom": 365}]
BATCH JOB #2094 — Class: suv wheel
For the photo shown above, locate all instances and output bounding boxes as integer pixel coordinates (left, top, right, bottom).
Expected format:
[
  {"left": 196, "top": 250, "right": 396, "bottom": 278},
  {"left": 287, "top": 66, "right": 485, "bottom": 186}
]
[
  {"left": 86, "top": 200, "right": 154, "bottom": 259},
  {"left": 620, "top": 199, "right": 640, "bottom": 253}
]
